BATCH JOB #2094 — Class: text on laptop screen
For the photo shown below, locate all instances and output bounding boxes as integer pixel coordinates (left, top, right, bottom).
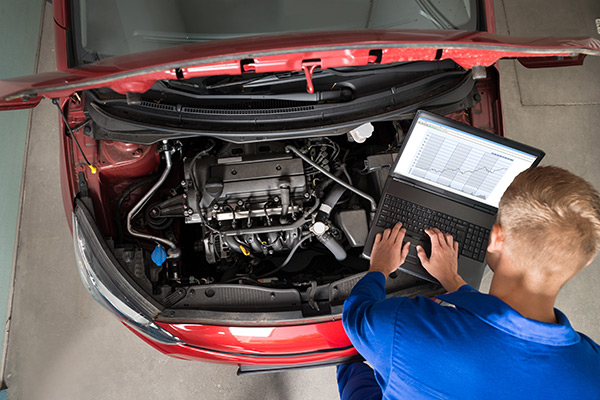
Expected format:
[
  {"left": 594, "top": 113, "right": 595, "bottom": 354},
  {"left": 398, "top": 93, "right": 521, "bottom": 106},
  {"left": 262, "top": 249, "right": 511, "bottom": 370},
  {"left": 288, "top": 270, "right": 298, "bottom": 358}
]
[{"left": 393, "top": 117, "right": 539, "bottom": 208}]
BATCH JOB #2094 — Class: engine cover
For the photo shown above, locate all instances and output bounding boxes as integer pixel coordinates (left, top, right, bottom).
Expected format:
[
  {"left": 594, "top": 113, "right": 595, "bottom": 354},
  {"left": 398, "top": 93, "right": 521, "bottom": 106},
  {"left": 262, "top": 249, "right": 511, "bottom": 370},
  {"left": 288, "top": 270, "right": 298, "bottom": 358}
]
[
  {"left": 184, "top": 152, "right": 307, "bottom": 224},
  {"left": 209, "top": 156, "right": 306, "bottom": 200}
]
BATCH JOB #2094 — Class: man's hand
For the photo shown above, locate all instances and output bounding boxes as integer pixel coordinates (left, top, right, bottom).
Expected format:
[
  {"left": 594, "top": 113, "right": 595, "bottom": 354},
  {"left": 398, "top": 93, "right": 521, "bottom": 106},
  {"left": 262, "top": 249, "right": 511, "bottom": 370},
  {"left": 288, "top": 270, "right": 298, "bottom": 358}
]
[
  {"left": 369, "top": 222, "right": 411, "bottom": 277},
  {"left": 416, "top": 228, "right": 466, "bottom": 292}
]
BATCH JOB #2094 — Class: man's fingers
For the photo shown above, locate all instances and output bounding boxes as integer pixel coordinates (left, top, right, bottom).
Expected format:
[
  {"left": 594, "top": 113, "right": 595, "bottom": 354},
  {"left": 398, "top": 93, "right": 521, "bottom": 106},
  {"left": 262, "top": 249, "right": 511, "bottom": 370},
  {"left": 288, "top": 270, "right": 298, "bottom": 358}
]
[
  {"left": 416, "top": 245, "right": 429, "bottom": 265},
  {"left": 382, "top": 227, "right": 392, "bottom": 240},
  {"left": 393, "top": 225, "right": 407, "bottom": 244},
  {"left": 400, "top": 241, "right": 410, "bottom": 261},
  {"left": 425, "top": 229, "right": 441, "bottom": 249},
  {"left": 391, "top": 222, "right": 403, "bottom": 242},
  {"left": 444, "top": 233, "right": 453, "bottom": 246},
  {"left": 396, "top": 228, "right": 407, "bottom": 244},
  {"left": 373, "top": 233, "right": 382, "bottom": 253},
  {"left": 433, "top": 228, "right": 448, "bottom": 246},
  {"left": 453, "top": 241, "right": 459, "bottom": 254},
  {"left": 425, "top": 228, "right": 456, "bottom": 248},
  {"left": 378, "top": 223, "right": 407, "bottom": 244}
]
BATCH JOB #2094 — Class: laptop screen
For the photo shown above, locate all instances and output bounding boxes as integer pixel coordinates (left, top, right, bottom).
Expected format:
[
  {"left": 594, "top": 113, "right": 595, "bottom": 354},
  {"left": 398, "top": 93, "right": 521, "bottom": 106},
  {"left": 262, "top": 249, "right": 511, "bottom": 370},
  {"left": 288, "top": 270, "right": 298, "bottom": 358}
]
[{"left": 393, "top": 116, "right": 540, "bottom": 208}]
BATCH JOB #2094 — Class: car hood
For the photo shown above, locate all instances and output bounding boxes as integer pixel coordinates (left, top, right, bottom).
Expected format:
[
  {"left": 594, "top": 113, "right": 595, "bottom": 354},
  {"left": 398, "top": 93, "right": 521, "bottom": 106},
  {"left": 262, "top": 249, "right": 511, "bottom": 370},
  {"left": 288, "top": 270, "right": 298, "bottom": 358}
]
[{"left": 1, "top": 29, "right": 599, "bottom": 110}]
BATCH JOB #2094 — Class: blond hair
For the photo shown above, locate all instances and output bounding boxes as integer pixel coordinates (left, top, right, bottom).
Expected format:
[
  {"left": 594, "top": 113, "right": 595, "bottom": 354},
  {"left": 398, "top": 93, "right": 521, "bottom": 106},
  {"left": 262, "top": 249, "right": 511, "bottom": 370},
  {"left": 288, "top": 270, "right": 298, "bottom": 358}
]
[{"left": 498, "top": 166, "right": 600, "bottom": 277}]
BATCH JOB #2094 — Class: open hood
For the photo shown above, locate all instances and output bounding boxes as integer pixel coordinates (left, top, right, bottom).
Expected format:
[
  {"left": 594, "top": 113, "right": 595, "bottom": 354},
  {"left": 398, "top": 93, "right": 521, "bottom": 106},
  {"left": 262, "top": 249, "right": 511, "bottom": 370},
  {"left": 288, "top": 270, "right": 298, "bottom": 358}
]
[{"left": 1, "top": 30, "right": 599, "bottom": 110}]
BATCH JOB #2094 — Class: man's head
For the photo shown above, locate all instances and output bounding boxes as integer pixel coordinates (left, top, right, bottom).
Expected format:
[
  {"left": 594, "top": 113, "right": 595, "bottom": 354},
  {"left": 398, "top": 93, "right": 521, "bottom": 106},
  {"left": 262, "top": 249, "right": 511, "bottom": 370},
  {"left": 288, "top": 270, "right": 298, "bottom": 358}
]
[{"left": 488, "top": 166, "right": 600, "bottom": 286}]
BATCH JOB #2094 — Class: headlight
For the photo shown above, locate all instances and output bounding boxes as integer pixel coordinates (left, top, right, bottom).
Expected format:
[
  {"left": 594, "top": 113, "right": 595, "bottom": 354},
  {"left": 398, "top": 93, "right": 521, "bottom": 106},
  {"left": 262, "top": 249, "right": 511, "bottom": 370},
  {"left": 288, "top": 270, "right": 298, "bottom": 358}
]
[{"left": 73, "top": 200, "right": 181, "bottom": 345}]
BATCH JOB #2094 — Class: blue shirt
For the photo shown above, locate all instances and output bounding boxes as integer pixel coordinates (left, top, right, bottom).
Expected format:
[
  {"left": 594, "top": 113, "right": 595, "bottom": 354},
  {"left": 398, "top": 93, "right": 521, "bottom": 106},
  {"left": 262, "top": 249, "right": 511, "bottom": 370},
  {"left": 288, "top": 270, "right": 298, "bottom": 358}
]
[{"left": 342, "top": 272, "right": 600, "bottom": 399}]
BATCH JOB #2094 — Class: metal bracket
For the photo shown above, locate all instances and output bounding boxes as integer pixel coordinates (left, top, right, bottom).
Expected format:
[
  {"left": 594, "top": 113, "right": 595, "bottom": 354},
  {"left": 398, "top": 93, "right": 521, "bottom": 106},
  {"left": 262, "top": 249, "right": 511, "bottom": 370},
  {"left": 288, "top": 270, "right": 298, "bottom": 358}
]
[
  {"left": 471, "top": 65, "right": 487, "bottom": 80},
  {"left": 306, "top": 280, "right": 320, "bottom": 311}
]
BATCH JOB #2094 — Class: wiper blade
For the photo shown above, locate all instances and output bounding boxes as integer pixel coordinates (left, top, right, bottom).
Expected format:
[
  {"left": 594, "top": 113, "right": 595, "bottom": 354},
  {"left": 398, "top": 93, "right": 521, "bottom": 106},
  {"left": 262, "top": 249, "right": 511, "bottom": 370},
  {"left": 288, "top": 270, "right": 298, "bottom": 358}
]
[
  {"left": 159, "top": 81, "right": 352, "bottom": 102},
  {"left": 133, "top": 30, "right": 262, "bottom": 44},
  {"left": 205, "top": 60, "right": 458, "bottom": 90},
  {"left": 205, "top": 71, "right": 320, "bottom": 90}
]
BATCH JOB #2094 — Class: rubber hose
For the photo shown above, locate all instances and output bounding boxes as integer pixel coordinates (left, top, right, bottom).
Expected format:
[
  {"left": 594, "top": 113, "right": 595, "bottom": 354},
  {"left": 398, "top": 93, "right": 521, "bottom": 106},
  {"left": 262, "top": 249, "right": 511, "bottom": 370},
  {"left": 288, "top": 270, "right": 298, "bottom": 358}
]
[{"left": 317, "top": 235, "right": 347, "bottom": 261}]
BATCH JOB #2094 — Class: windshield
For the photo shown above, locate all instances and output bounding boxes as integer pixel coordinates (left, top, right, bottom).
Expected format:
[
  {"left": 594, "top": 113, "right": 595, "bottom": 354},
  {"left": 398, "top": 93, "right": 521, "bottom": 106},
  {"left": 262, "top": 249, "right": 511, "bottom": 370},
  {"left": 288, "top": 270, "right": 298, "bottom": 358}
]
[{"left": 71, "top": 0, "right": 481, "bottom": 64}]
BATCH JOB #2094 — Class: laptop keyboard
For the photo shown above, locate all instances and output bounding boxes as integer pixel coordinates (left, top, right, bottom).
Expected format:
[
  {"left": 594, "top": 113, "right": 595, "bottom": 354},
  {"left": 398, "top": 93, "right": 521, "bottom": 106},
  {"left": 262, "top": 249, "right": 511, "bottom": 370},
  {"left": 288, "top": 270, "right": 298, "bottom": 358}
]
[{"left": 376, "top": 194, "right": 490, "bottom": 262}]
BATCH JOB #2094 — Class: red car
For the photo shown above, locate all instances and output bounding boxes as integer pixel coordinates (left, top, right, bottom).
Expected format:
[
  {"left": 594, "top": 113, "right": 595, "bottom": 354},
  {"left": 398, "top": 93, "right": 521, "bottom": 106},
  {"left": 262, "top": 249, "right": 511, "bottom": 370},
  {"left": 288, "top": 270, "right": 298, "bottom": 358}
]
[{"left": 1, "top": 0, "right": 598, "bottom": 374}]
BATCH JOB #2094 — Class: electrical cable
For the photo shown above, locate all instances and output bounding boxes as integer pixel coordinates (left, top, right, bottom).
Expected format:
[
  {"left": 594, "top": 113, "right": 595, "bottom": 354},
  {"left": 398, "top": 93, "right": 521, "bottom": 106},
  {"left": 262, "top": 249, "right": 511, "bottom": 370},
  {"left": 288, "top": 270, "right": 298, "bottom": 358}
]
[
  {"left": 223, "top": 276, "right": 268, "bottom": 285},
  {"left": 340, "top": 164, "right": 353, "bottom": 186},
  {"left": 257, "top": 234, "right": 313, "bottom": 279},
  {"left": 52, "top": 98, "right": 97, "bottom": 174},
  {"left": 286, "top": 145, "right": 377, "bottom": 221},
  {"left": 198, "top": 211, "right": 222, "bottom": 234},
  {"left": 189, "top": 139, "right": 216, "bottom": 193}
]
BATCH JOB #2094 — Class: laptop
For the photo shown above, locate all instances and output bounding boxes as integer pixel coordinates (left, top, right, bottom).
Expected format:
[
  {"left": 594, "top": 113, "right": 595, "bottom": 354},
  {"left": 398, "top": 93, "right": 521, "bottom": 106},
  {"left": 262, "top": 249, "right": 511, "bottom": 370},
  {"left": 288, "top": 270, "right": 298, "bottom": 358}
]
[{"left": 362, "top": 110, "right": 545, "bottom": 289}]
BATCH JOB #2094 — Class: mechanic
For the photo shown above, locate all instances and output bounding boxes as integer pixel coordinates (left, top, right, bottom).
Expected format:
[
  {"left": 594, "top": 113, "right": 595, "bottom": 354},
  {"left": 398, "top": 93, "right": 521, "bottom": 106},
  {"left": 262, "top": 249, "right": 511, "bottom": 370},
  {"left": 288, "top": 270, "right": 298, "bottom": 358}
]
[{"left": 338, "top": 166, "right": 600, "bottom": 399}]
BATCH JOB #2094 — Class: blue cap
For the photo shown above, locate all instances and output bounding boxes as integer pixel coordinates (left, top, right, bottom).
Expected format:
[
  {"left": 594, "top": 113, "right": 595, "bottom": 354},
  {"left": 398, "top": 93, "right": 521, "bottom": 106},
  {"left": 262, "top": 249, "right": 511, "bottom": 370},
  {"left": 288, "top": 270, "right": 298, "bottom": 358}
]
[{"left": 151, "top": 245, "right": 168, "bottom": 266}]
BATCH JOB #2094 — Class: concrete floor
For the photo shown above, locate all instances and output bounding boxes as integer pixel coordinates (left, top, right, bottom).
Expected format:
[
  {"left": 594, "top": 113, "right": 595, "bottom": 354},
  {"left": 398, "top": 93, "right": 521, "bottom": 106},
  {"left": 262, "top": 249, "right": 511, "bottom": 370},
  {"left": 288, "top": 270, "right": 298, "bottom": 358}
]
[
  {"left": 2, "top": 0, "right": 600, "bottom": 399},
  {"left": 0, "top": 0, "right": 43, "bottom": 371}
]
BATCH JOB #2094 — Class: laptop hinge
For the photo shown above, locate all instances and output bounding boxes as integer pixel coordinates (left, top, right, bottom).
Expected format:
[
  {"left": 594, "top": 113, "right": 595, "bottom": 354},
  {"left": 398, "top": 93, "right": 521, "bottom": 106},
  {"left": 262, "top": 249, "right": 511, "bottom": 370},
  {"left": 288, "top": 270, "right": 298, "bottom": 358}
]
[
  {"left": 398, "top": 177, "right": 417, "bottom": 187},
  {"left": 473, "top": 203, "right": 496, "bottom": 215}
]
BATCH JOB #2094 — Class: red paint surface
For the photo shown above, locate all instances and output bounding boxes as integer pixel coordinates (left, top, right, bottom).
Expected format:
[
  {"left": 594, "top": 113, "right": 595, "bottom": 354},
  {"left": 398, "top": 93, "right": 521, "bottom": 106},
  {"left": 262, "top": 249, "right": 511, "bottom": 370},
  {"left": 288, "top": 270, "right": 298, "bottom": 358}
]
[
  {"left": 484, "top": 0, "right": 496, "bottom": 34},
  {"left": 53, "top": 22, "right": 69, "bottom": 71},
  {"left": 124, "top": 320, "right": 360, "bottom": 365},
  {"left": 58, "top": 97, "right": 77, "bottom": 230},
  {"left": 156, "top": 320, "right": 352, "bottom": 355},
  {"left": 0, "top": 96, "right": 41, "bottom": 110},
  {"left": 53, "top": 0, "right": 69, "bottom": 29},
  {"left": 58, "top": 96, "right": 160, "bottom": 233},
  {"left": 1, "top": 30, "right": 598, "bottom": 103},
  {"left": 471, "top": 68, "right": 504, "bottom": 136}
]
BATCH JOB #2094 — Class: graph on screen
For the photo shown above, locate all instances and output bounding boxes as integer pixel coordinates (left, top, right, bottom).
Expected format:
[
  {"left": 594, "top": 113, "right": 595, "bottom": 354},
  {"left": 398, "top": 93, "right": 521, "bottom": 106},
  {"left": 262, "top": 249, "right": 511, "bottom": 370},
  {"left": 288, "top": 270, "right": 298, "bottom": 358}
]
[{"left": 409, "top": 132, "right": 514, "bottom": 201}]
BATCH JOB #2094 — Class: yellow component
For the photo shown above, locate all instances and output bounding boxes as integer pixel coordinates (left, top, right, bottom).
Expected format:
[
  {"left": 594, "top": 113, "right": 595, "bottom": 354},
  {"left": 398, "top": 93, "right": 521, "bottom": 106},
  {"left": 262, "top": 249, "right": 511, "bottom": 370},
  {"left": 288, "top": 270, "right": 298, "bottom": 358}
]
[
  {"left": 239, "top": 245, "right": 250, "bottom": 256},
  {"left": 89, "top": 164, "right": 97, "bottom": 174}
]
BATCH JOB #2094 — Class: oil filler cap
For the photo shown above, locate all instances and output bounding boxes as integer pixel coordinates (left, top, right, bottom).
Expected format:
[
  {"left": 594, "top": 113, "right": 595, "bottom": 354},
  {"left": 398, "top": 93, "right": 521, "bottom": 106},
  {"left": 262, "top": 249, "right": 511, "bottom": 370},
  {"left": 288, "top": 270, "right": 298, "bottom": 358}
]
[
  {"left": 310, "top": 221, "right": 328, "bottom": 236},
  {"left": 151, "top": 245, "right": 167, "bottom": 266}
]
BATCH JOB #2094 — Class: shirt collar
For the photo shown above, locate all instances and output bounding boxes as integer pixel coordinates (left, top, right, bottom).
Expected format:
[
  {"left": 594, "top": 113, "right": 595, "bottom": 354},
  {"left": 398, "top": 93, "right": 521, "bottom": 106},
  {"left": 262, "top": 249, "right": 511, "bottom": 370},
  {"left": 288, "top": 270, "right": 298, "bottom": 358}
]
[{"left": 436, "top": 285, "right": 580, "bottom": 346}]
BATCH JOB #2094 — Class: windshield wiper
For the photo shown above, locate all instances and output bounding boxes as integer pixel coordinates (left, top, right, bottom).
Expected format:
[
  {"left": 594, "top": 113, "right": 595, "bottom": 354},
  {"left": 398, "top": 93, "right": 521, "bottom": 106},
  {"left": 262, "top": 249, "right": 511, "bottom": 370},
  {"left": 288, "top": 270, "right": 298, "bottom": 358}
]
[
  {"left": 204, "top": 71, "right": 314, "bottom": 90},
  {"left": 133, "top": 30, "right": 263, "bottom": 44},
  {"left": 204, "top": 60, "right": 457, "bottom": 91},
  {"left": 159, "top": 81, "right": 353, "bottom": 102}
]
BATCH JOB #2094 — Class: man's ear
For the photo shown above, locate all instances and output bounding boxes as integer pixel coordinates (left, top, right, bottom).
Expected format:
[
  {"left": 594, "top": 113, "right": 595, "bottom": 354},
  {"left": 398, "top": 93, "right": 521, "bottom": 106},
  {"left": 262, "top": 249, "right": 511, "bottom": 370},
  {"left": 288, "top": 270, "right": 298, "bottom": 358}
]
[{"left": 487, "top": 224, "right": 505, "bottom": 254}]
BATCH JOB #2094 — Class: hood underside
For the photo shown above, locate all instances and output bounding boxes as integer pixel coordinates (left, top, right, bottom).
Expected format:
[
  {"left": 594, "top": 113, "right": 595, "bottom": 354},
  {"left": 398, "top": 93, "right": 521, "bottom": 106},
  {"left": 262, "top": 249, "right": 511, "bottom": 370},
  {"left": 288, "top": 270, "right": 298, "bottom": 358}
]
[{"left": 1, "top": 30, "right": 599, "bottom": 109}]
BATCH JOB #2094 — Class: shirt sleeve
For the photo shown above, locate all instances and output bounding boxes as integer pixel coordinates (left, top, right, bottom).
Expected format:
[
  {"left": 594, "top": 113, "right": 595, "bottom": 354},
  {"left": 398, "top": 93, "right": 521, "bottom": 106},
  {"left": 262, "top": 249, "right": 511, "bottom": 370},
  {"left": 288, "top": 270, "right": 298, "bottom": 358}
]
[{"left": 342, "top": 272, "right": 405, "bottom": 385}]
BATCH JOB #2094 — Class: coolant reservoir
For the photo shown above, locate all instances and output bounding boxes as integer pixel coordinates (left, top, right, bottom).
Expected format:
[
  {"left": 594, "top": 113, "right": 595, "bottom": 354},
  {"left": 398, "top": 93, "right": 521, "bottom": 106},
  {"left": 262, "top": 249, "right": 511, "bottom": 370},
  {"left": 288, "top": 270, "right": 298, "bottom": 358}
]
[{"left": 348, "top": 123, "right": 374, "bottom": 143}]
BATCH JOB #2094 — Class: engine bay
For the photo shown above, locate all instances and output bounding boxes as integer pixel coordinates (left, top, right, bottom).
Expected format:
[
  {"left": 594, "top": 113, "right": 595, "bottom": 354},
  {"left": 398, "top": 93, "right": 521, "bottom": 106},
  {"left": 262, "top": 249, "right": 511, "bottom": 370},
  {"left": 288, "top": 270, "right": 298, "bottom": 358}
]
[
  {"left": 95, "top": 120, "right": 443, "bottom": 317},
  {"left": 65, "top": 63, "right": 501, "bottom": 319}
]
